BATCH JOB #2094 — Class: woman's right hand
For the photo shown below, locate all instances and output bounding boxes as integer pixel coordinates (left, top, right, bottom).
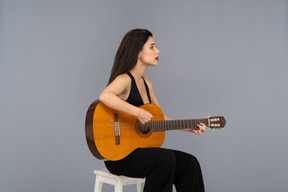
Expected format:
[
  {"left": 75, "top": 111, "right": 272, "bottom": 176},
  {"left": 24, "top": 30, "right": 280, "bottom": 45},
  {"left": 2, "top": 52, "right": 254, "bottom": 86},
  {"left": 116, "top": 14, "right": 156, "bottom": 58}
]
[{"left": 136, "top": 108, "right": 154, "bottom": 124}]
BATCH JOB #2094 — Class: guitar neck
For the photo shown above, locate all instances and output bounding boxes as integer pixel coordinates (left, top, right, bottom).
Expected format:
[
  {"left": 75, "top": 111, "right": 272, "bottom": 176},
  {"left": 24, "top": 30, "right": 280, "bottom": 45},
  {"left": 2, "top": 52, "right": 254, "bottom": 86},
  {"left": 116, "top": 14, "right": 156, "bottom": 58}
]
[{"left": 150, "top": 119, "right": 209, "bottom": 132}]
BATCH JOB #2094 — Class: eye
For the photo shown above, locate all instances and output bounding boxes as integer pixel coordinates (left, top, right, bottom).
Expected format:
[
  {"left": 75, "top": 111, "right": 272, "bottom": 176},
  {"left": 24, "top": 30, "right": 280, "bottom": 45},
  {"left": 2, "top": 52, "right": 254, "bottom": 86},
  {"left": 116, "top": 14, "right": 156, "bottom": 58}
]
[{"left": 150, "top": 46, "right": 154, "bottom": 49}]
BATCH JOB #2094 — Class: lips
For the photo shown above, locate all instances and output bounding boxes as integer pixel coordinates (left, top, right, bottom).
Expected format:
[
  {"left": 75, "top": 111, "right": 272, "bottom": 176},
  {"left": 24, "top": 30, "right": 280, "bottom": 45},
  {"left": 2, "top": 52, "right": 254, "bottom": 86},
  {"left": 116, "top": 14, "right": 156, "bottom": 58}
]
[{"left": 155, "top": 56, "right": 159, "bottom": 61}]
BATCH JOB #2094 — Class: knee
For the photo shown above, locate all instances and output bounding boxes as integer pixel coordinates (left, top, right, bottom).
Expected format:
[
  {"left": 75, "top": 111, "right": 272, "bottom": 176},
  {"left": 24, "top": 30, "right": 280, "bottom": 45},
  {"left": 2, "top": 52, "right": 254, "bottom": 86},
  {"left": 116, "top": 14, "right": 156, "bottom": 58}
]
[
  {"left": 186, "top": 154, "right": 202, "bottom": 170},
  {"left": 157, "top": 150, "right": 176, "bottom": 170},
  {"left": 189, "top": 154, "right": 200, "bottom": 163}
]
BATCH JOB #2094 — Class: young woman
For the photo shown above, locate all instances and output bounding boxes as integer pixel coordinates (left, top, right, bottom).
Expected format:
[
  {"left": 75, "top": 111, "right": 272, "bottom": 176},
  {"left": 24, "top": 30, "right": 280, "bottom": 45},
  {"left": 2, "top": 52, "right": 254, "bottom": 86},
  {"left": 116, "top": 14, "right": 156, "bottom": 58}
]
[{"left": 99, "top": 29, "right": 206, "bottom": 192}]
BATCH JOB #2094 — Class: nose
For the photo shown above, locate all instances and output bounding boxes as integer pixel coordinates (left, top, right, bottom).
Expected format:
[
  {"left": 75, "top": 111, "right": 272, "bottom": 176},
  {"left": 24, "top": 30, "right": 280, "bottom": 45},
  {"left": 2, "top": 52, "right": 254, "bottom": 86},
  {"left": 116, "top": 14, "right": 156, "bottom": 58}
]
[{"left": 156, "top": 47, "right": 160, "bottom": 54}]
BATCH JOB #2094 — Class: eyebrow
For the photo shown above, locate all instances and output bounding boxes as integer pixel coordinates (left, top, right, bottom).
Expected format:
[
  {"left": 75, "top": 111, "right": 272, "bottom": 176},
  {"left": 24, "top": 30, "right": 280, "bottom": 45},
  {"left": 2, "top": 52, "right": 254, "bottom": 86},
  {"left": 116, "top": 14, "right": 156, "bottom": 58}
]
[{"left": 150, "top": 43, "right": 156, "bottom": 46}]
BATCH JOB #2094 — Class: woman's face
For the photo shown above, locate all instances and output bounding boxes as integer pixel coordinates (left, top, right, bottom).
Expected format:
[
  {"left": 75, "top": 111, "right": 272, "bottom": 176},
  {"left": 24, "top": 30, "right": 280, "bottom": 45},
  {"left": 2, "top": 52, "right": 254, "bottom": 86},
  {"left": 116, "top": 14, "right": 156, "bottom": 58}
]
[{"left": 138, "top": 36, "right": 160, "bottom": 66}]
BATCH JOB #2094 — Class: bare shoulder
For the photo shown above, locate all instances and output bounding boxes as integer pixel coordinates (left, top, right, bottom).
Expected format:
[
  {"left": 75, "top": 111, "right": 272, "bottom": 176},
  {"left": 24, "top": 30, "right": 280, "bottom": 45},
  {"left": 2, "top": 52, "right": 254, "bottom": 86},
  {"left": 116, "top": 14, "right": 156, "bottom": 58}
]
[
  {"left": 111, "top": 74, "right": 131, "bottom": 86},
  {"left": 115, "top": 73, "right": 131, "bottom": 81},
  {"left": 105, "top": 73, "right": 131, "bottom": 98},
  {"left": 142, "top": 76, "right": 153, "bottom": 89}
]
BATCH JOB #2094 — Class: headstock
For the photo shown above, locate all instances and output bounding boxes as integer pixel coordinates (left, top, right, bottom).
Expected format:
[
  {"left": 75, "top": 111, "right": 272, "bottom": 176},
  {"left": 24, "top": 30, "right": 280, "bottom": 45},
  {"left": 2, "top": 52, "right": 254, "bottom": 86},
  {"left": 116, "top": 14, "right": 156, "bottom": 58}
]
[{"left": 208, "top": 116, "right": 226, "bottom": 129}]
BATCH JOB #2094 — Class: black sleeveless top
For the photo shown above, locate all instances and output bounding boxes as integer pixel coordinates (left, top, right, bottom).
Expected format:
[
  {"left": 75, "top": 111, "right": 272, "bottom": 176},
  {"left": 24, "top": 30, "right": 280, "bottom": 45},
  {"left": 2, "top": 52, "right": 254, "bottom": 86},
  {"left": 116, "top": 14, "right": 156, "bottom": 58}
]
[{"left": 126, "top": 72, "right": 151, "bottom": 107}]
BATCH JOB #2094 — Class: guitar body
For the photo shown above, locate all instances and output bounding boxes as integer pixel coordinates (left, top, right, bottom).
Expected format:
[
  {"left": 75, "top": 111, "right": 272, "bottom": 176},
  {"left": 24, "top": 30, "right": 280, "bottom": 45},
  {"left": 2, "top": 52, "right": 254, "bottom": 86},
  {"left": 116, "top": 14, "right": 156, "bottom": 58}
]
[
  {"left": 86, "top": 100, "right": 226, "bottom": 161},
  {"left": 85, "top": 100, "right": 165, "bottom": 161}
]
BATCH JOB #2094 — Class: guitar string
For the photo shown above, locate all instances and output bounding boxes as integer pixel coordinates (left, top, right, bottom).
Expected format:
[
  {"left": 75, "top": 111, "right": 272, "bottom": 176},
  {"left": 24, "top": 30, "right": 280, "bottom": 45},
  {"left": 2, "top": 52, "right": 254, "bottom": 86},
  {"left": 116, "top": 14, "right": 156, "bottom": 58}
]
[
  {"left": 109, "top": 122, "right": 201, "bottom": 126},
  {"left": 104, "top": 120, "right": 208, "bottom": 129},
  {"left": 115, "top": 119, "right": 208, "bottom": 124},
  {"left": 116, "top": 119, "right": 208, "bottom": 125}
]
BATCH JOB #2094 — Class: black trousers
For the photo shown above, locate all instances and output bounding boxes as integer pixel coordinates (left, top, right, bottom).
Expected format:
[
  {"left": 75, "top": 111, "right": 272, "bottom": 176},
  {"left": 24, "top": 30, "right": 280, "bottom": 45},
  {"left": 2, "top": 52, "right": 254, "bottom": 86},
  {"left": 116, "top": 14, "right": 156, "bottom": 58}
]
[{"left": 104, "top": 148, "right": 205, "bottom": 192}]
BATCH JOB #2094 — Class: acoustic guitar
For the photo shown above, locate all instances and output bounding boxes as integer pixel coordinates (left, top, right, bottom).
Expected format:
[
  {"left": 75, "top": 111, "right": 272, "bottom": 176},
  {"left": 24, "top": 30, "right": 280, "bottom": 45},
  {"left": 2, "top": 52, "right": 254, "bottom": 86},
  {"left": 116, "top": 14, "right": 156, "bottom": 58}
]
[{"left": 85, "top": 100, "right": 226, "bottom": 161}]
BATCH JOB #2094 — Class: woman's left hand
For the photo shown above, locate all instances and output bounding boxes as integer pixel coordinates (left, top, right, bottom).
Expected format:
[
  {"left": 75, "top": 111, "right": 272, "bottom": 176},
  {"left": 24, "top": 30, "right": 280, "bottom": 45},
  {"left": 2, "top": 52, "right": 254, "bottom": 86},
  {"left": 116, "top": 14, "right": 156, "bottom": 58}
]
[{"left": 183, "top": 117, "right": 207, "bottom": 135}]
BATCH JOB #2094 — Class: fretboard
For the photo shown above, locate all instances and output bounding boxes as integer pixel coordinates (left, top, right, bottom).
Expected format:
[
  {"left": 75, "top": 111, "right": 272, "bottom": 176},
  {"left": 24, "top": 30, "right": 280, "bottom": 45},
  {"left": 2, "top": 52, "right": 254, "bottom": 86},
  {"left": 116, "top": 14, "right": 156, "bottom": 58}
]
[{"left": 149, "top": 119, "right": 209, "bottom": 132}]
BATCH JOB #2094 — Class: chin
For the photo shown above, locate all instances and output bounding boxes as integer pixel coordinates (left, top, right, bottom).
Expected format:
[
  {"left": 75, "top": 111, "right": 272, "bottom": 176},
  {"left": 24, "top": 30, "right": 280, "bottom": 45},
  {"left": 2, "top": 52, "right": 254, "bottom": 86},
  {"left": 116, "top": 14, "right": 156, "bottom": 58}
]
[{"left": 149, "top": 63, "right": 158, "bottom": 66}]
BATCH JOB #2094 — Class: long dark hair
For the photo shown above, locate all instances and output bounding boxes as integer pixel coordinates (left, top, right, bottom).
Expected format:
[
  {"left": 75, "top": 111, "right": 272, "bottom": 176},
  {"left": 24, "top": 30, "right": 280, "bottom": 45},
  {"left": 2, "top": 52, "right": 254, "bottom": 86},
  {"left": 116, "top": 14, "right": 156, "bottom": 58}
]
[{"left": 107, "top": 29, "right": 153, "bottom": 85}]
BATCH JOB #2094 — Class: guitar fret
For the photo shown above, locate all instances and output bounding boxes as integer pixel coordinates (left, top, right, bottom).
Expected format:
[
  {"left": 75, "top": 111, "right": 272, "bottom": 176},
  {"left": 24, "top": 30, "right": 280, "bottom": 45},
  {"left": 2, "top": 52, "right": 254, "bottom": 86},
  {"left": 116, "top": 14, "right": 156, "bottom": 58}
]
[
  {"left": 168, "top": 121, "right": 172, "bottom": 131},
  {"left": 180, "top": 120, "right": 184, "bottom": 129},
  {"left": 168, "top": 121, "right": 172, "bottom": 130},
  {"left": 165, "top": 121, "right": 170, "bottom": 131}
]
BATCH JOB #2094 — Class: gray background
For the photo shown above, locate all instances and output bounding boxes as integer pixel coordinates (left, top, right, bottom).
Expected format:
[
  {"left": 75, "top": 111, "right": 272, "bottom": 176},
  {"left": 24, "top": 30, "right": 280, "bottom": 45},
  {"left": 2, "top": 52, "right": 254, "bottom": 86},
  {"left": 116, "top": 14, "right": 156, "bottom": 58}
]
[{"left": 1, "top": 0, "right": 287, "bottom": 192}]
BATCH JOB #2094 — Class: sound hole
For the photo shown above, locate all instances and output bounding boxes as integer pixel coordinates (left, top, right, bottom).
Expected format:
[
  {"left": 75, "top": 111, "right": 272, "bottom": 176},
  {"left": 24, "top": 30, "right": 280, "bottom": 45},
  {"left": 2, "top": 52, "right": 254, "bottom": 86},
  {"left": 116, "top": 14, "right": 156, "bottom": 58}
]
[{"left": 135, "top": 122, "right": 152, "bottom": 138}]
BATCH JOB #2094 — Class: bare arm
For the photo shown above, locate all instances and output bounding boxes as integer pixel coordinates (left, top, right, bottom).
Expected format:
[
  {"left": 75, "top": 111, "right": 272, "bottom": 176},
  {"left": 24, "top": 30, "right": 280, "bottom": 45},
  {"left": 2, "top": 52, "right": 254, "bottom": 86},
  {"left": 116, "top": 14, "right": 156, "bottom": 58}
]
[{"left": 99, "top": 74, "right": 153, "bottom": 124}]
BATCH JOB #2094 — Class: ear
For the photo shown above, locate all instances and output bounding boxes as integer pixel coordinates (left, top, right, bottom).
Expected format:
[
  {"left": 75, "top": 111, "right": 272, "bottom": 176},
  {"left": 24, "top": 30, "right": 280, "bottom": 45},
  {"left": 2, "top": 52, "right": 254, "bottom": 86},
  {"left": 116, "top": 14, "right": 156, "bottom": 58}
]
[{"left": 138, "top": 50, "right": 143, "bottom": 58}]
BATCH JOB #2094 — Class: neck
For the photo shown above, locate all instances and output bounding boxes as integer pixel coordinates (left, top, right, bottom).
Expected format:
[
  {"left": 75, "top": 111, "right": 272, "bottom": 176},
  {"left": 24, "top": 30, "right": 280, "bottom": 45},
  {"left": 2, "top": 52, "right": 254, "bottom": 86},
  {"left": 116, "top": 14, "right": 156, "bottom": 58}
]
[{"left": 130, "top": 62, "right": 147, "bottom": 80}]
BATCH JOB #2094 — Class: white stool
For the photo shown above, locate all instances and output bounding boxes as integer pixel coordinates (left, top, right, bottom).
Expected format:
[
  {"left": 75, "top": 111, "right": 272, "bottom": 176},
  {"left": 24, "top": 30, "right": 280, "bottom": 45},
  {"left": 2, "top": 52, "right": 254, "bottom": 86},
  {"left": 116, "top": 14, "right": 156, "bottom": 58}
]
[{"left": 94, "top": 168, "right": 145, "bottom": 192}]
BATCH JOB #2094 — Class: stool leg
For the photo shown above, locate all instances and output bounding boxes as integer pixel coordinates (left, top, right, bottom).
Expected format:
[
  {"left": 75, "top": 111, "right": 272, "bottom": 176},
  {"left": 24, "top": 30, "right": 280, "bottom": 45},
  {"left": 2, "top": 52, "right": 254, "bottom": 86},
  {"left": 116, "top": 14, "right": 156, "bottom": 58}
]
[
  {"left": 94, "top": 176, "right": 103, "bottom": 192},
  {"left": 137, "top": 181, "right": 144, "bottom": 192},
  {"left": 114, "top": 181, "right": 123, "bottom": 192}
]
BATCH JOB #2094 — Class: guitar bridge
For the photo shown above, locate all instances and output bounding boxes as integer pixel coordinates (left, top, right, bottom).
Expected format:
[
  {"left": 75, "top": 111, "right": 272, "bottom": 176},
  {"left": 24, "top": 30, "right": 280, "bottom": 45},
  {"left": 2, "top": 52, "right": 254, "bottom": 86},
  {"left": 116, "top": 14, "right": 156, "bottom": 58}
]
[{"left": 114, "top": 113, "right": 120, "bottom": 145}]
